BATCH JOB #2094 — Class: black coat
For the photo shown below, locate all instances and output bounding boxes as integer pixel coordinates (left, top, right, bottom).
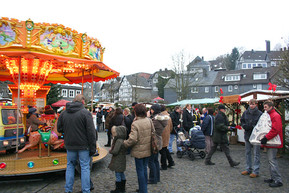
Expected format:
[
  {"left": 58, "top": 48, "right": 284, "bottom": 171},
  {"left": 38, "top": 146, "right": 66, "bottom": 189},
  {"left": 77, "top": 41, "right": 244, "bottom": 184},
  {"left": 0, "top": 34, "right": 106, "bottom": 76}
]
[
  {"left": 212, "top": 111, "right": 229, "bottom": 144},
  {"left": 124, "top": 114, "right": 133, "bottom": 139},
  {"left": 182, "top": 109, "right": 193, "bottom": 131},
  {"left": 57, "top": 102, "right": 96, "bottom": 154},
  {"left": 96, "top": 111, "right": 103, "bottom": 124},
  {"left": 170, "top": 110, "right": 180, "bottom": 134},
  {"left": 241, "top": 107, "right": 262, "bottom": 141}
]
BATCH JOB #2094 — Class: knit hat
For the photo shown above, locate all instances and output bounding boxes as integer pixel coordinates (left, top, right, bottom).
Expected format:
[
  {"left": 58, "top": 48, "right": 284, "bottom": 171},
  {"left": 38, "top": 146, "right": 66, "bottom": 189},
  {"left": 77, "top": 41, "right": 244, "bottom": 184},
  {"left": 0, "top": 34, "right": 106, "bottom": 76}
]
[
  {"left": 29, "top": 107, "right": 37, "bottom": 114},
  {"left": 218, "top": 104, "right": 226, "bottom": 110}
]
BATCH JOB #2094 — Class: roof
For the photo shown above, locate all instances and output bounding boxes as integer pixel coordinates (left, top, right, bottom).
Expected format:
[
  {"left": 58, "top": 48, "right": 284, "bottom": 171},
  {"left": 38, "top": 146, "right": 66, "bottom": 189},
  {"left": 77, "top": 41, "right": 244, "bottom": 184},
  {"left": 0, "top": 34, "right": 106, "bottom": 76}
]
[
  {"left": 125, "top": 74, "right": 151, "bottom": 89},
  {"left": 213, "top": 67, "right": 278, "bottom": 86},
  {"left": 241, "top": 51, "right": 267, "bottom": 60}
]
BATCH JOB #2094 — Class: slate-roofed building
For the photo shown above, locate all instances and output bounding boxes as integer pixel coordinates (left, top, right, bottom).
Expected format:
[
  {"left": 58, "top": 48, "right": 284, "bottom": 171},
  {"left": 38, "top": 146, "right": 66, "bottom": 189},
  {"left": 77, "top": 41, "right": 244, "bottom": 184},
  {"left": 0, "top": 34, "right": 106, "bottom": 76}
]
[
  {"left": 118, "top": 73, "right": 152, "bottom": 105},
  {"left": 149, "top": 68, "right": 173, "bottom": 98}
]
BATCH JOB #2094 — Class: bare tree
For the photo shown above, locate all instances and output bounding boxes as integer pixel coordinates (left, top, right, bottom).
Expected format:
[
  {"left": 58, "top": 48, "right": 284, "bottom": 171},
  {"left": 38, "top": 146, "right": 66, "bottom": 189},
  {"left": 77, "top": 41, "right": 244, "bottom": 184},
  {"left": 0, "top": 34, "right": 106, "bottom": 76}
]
[
  {"left": 171, "top": 50, "right": 193, "bottom": 100},
  {"left": 276, "top": 49, "right": 289, "bottom": 89}
]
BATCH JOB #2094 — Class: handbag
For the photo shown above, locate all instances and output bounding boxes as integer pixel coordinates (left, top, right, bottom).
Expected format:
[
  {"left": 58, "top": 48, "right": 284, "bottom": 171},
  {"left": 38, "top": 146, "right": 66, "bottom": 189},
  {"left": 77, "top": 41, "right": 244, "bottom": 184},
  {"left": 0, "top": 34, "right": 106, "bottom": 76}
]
[{"left": 150, "top": 119, "right": 158, "bottom": 154}]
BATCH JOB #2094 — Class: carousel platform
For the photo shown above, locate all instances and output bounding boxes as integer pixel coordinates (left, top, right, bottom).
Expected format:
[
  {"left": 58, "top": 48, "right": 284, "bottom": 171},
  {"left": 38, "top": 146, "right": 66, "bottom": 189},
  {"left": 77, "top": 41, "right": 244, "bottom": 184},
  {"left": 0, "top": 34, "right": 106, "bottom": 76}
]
[{"left": 0, "top": 147, "right": 107, "bottom": 176}]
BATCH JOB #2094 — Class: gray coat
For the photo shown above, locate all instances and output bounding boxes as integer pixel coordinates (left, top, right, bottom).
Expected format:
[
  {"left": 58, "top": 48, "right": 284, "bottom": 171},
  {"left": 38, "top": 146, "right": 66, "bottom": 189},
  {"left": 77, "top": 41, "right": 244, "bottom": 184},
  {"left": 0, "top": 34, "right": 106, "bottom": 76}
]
[{"left": 108, "top": 125, "right": 127, "bottom": 172}]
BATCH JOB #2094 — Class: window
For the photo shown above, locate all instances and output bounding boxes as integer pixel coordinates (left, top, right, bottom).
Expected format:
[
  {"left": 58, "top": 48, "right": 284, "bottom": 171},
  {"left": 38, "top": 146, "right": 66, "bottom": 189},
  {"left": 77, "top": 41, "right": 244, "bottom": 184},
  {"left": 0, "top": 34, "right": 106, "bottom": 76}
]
[
  {"left": 62, "top": 89, "right": 67, "bottom": 97},
  {"left": 69, "top": 90, "right": 75, "bottom": 98},
  {"left": 257, "top": 84, "right": 262, "bottom": 90},
  {"left": 262, "top": 63, "right": 267, "bottom": 68},
  {"left": 253, "top": 73, "right": 267, "bottom": 80},
  {"left": 153, "top": 87, "right": 158, "bottom": 91},
  {"left": 205, "top": 87, "right": 209, "bottom": 93},
  {"left": 191, "top": 87, "right": 198, "bottom": 93},
  {"left": 153, "top": 78, "right": 158, "bottom": 83},
  {"left": 271, "top": 61, "right": 276, "bottom": 66},
  {"left": 248, "top": 63, "right": 252, "bottom": 69},
  {"left": 76, "top": 90, "right": 81, "bottom": 95},
  {"left": 225, "top": 75, "right": 240, "bottom": 81},
  {"left": 228, "top": 85, "right": 233, "bottom": 92},
  {"left": 253, "top": 84, "right": 257, "bottom": 89},
  {"left": 242, "top": 63, "right": 247, "bottom": 69},
  {"left": 215, "top": 86, "right": 219, "bottom": 92},
  {"left": 234, "top": 85, "right": 238, "bottom": 90}
]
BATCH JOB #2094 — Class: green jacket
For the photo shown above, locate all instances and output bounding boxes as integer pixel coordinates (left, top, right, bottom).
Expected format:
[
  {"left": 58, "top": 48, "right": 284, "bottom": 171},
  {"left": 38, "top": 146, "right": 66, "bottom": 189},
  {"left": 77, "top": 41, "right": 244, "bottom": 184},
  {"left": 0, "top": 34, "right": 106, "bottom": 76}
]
[
  {"left": 212, "top": 111, "right": 229, "bottom": 144},
  {"left": 108, "top": 125, "right": 127, "bottom": 172}
]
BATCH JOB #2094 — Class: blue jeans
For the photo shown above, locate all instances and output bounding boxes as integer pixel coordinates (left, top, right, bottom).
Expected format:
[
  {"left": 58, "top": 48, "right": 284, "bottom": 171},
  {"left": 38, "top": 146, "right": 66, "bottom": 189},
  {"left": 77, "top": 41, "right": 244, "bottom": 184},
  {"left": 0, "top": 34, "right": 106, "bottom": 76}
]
[
  {"left": 135, "top": 157, "right": 149, "bottom": 193},
  {"left": 148, "top": 153, "right": 160, "bottom": 183},
  {"left": 115, "top": 172, "right": 126, "bottom": 182},
  {"left": 65, "top": 150, "right": 91, "bottom": 193},
  {"left": 168, "top": 134, "right": 182, "bottom": 153},
  {"left": 267, "top": 148, "right": 282, "bottom": 183},
  {"left": 245, "top": 140, "right": 260, "bottom": 174}
]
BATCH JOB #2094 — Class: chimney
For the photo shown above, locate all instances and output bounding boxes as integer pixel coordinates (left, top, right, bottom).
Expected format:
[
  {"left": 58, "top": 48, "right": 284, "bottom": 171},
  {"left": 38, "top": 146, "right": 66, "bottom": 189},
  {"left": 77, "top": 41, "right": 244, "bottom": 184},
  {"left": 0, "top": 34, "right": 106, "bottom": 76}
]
[
  {"left": 202, "top": 56, "right": 204, "bottom": 61},
  {"left": 284, "top": 47, "right": 287, "bottom": 51},
  {"left": 265, "top": 40, "right": 270, "bottom": 53}
]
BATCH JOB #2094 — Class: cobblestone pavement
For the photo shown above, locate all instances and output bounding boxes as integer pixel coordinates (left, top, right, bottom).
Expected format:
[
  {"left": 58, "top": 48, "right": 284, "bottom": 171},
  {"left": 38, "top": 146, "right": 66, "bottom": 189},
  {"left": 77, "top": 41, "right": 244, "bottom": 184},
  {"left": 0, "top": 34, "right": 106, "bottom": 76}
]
[{"left": 1, "top": 132, "right": 288, "bottom": 193}]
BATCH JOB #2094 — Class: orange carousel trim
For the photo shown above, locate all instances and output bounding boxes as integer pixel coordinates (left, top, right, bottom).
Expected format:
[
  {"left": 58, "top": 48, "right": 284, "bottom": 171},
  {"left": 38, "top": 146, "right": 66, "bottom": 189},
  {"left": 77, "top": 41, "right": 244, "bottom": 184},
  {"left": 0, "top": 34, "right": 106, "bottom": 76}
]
[{"left": 0, "top": 17, "right": 112, "bottom": 176}]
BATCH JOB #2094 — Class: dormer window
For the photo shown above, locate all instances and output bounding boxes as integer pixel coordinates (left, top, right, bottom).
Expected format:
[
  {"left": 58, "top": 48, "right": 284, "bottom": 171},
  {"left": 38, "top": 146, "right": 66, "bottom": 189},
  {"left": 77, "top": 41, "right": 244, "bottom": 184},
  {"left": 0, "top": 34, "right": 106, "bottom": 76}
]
[
  {"left": 225, "top": 74, "right": 240, "bottom": 81},
  {"left": 253, "top": 73, "right": 267, "bottom": 80}
]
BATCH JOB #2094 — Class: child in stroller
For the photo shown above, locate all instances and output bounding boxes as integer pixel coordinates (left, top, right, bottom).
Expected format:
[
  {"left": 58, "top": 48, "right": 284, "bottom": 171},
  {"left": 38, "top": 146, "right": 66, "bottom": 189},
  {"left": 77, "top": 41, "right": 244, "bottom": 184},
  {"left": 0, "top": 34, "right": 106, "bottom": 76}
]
[{"left": 176, "top": 125, "right": 206, "bottom": 160}]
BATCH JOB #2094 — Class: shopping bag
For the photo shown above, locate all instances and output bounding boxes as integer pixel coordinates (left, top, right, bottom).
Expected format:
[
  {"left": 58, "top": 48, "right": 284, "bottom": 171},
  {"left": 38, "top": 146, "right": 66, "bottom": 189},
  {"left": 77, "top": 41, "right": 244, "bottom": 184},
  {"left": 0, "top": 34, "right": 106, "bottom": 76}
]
[{"left": 249, "top": 111, "right": 281, "bottom": 146}]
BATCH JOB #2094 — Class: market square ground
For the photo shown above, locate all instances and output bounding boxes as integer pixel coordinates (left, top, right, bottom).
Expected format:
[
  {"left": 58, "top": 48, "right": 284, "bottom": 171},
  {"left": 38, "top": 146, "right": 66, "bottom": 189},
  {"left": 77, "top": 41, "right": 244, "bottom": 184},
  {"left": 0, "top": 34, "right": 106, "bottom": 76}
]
[{"left": 1, "top": 132, "right": 288, "bottom": 193}]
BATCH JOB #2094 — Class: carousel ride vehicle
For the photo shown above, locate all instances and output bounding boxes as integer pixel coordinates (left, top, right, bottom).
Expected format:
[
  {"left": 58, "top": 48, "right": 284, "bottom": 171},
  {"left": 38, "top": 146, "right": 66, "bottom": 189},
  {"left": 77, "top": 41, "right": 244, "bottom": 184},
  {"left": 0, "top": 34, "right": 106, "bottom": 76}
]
[{"left": 0, "top": 17, "right": 119, "bottom": 176}]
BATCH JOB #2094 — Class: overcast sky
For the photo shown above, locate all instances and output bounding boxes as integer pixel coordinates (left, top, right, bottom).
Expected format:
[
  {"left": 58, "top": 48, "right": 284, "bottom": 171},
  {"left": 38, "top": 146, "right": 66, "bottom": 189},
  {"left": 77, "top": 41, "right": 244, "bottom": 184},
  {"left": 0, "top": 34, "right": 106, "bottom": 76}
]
[{"left": 2, "top": 0, "right": 289, "bottom": 76}]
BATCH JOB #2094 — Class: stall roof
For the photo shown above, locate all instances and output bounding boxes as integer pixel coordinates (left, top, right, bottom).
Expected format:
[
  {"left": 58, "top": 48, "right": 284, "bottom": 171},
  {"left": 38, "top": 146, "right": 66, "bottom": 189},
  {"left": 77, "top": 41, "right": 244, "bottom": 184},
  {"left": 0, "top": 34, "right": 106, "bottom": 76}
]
[
  {"left": 167, "top": 98, "right": 219, "bottom": 106},
  {"left": 240, "top": 90, "right": 289, "bottom": 102}
]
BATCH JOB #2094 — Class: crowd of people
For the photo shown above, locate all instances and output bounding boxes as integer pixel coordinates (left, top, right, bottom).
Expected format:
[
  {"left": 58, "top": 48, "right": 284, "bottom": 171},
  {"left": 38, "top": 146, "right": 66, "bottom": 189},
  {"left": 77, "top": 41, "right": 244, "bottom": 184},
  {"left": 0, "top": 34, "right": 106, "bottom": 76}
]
[{"left": 27, "top": 94, "right": 283, "bottom": 193}]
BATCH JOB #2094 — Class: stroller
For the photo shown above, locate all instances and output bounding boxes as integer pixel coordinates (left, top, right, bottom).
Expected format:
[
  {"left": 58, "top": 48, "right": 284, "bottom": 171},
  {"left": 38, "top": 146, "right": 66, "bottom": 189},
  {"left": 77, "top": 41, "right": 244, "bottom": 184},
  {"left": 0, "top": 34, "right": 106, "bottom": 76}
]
[{"left": 175, "top": 125, "right": 206, "bottom": 161}]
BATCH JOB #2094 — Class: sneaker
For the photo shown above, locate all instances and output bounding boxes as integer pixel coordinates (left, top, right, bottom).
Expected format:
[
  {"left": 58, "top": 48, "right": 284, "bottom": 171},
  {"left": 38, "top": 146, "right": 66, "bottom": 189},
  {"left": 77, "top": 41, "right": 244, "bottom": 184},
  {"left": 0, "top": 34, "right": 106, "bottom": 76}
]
[
  {"left": 249, "top": 173, "right": 259, "bottom": 178},
  {"left": 205, "top": 160, "right": 215, "bottom": 165},
  {"left": 241, "top": 171, "right": 250, "bottom": 175},
  {"left": 264, "top": 178, "right": 274, "bottom": 183},
  {"left": 269, "top": 181, "right": 283, "bottom": 188}
]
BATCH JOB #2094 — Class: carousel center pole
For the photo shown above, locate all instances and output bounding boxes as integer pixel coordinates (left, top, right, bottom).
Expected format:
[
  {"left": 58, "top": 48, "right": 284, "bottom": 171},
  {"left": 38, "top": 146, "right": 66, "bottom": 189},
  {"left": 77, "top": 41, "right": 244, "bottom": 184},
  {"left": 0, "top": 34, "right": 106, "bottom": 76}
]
[{"left": 16, "top": 56, "right": 21, "bottom": 159}]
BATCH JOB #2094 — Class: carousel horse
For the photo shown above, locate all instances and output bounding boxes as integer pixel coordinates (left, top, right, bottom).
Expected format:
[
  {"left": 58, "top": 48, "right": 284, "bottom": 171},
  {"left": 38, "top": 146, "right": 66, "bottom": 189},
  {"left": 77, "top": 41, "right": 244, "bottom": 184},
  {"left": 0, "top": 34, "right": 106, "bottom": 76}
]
[{"left": 18, "top": 114, "right": 64, "bottom": 157}]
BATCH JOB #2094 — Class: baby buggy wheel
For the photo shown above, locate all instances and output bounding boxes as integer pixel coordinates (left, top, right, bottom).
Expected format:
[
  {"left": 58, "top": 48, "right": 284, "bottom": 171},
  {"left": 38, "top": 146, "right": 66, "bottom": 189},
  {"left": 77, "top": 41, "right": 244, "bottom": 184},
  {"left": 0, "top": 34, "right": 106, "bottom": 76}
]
[
  {"left": 177, "top": 151, "right": 183, "bottom": 158},
  {"left": 188, "top": 150, "right": 195, "bottom": 161},
  {"left": 199, "top": 151, "right": 206, "bottom": 159}
]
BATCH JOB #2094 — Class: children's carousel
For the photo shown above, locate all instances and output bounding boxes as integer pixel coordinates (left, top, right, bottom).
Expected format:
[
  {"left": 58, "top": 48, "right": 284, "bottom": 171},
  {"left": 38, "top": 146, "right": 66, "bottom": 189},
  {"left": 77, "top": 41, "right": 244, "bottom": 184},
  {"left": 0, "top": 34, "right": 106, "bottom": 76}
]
[{"left": 0, "top": 17, "right": 119, "bottom": 176}]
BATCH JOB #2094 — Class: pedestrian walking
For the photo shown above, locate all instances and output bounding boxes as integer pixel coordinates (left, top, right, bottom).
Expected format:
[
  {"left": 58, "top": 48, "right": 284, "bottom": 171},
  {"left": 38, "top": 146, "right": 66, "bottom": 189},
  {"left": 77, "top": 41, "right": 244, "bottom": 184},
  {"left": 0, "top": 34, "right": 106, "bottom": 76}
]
[
  {"left": 261, "top": 100, "right": 283, "bottom": 188},
  {"left": 57, "top": 94, "right": 96, "bottom": 193},
  {"left": 205, "top": 104, "right": 240, "bottom": 167},
  {"left": 124, "top": 104, "right": 153, "bottom": 193},
  {"left": 201, "top": 107, "right": 215, "bottom": 154},
  {"left": 109, "top": 125, "right": 127, "bottom": 193},
  {"left": 240, "top": 99, "right": 262, "bottom": 178}
]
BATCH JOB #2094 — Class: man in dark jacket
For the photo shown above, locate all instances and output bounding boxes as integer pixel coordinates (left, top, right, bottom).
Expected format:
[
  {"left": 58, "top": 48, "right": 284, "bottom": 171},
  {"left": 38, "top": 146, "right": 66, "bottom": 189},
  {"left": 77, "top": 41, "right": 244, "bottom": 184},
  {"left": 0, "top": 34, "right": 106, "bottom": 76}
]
[
  {"left": 182, "top": 104, "right": 193, "bottom": 132},
  {"left": 240, "top": 99, "right": 262, "bottom": 178},
  {"left": 205, "top": 105, "right": 240, "bottom": 167},
  {"left": 57, "top": 94, "right": 96, "bottom": 193},
  {"left": 96, "top": 108, "right": 103, "bottom": 131},
  {"left": 201, "top": 108, "right": 215, "bottom": 154},
  {"left": 169, "top": 106, "right": 182, "bottom": 154}
]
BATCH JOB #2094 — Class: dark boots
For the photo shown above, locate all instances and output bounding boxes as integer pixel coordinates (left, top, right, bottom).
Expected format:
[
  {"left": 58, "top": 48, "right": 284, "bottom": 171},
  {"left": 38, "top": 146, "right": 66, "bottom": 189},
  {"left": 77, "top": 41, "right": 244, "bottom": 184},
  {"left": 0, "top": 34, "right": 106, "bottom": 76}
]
[
  {"left": 110, "top": 182, "right": 122, "bottom": 193},
  {"left": 230, "top": 161, "right": 240, "bottom": 167},
  {"left": 110, "top": 180, "right": 126, "bottom": 193}
]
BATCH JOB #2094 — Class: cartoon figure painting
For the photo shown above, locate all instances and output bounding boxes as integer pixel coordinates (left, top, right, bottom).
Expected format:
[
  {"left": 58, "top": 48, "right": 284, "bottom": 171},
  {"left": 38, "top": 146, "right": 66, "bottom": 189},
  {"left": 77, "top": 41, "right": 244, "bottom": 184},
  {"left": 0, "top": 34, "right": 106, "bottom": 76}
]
[
  {"left": 0, "top": 24, "right": 16, "bottom": 46},
  {"left": 40, "top": 30, "right": 75, "bottom": 53},
  {"left": 89, "top": 43, "right": 101, "bottom": 60}
]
